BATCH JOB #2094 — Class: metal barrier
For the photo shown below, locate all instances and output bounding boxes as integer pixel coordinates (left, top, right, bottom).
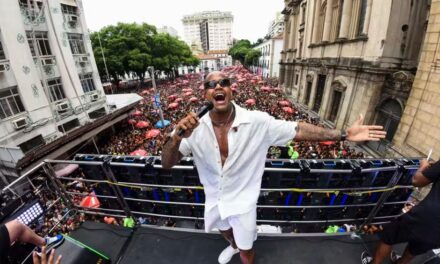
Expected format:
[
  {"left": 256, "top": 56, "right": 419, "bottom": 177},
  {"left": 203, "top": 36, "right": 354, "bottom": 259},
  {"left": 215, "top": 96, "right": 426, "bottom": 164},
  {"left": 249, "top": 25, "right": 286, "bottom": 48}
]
[{"left": 26, "top": 154, "right": 419, "bottom": 233}]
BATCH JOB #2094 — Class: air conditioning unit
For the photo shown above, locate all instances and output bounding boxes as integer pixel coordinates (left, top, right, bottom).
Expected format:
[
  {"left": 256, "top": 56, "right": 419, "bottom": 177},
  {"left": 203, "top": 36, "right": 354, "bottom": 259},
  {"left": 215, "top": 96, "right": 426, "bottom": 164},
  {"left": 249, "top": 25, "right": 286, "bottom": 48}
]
[
  {"left": 12, "top": 117, "right": 28, "bottom": 130},
  {"left": 56, "top": 102, "right": 69, "bottom": 112},
  {"left": 41, "top": 58, "right": 55, "bottom": 66},
  {"left": 80, "top": 56, "right": 89, "bottom": 63},
  {"left": 0, "top": 62, "right": 9, "bottom": 73},
  {"left": 67, "top": 14, "right": 78, "bottom": 26},
  {"left": 89, "top": 93, "right": 99, "bottom": 102}
]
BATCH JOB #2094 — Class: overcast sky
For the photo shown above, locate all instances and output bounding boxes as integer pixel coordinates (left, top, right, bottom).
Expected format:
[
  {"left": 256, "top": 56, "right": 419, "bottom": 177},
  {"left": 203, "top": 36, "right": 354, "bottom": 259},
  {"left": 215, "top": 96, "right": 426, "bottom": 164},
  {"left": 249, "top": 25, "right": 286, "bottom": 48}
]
[{"left": 82, "top": 0, "right": 284, "bottom": 43}]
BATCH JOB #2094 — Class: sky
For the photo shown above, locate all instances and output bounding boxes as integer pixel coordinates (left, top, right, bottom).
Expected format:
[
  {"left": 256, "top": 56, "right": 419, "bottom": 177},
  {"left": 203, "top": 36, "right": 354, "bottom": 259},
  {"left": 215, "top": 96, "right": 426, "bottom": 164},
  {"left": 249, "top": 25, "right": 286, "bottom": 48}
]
[{"left": 81, "top": 0, "right": 284, "bottom": 43}]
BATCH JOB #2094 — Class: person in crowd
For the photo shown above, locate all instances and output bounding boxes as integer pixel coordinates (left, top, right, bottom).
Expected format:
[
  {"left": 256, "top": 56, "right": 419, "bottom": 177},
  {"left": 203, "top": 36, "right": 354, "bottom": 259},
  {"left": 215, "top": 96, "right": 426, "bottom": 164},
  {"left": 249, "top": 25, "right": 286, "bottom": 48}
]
[
  {"left": 0, "top": 220, "right": 63, "bottom": 264},
  {"left": 361, "top": 159, "right": 440, "bottom": 264},
  {"left": 161, "top": 71, "right": 386, "bottom": 264}
]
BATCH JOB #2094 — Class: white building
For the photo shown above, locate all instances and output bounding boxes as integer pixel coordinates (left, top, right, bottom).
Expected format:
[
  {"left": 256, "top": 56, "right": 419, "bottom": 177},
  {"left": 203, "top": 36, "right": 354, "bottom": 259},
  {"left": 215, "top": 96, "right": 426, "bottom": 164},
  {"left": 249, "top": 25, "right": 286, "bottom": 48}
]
[
  {"left": 197, "top": 50, "right": 232, "bottom": 73},
  {"left": 182, "top": 11, "right": 233, "bottom": 54},
  {"left": 0, "top": 0, "right": 109, "bottom": 175},
  {"left": 267, "top": 12, "right": 285, "bottom": 38},
  {"left": 252, "top": 34, "right": 283, "bottom": 78},
  {"left": 157, "top": 26, "right": 179, "bottom": 38}
]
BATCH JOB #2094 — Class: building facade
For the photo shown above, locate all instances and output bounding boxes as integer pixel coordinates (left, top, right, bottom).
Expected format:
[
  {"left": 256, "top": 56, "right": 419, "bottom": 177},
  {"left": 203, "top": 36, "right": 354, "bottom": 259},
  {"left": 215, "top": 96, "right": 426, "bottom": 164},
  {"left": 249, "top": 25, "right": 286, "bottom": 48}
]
[
  {"left": 280, "top": 0, "right": 429, "bottom": 155},
  {"left": 157, "top": 26, "right": 179, "bottom": 38},
  {"left": 252, "top": 34, "right": 284, "bottom": 78},
  {"left": 393, "top": 0, "right": 440, "bottom": 160},
  {"left": 182, "top": 11, "right": 233, "bottom": 54},
  {"left": 0, "top": 0, "right": 108, "bottom": 160},
  {"left": 197, "top": 50, "right": 232, "bottom": 73},
  {"left": 267, "top": 12, "right": 285, "bottom": 38}
]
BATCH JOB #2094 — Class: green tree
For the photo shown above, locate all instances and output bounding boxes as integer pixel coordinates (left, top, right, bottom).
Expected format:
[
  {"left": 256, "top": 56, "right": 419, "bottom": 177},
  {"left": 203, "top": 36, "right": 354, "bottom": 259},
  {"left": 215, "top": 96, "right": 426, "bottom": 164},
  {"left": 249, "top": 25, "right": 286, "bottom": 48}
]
[
  {"left": 90, "top": 23, "right": 198, "bottom": 84},
  {"left": 244, "top": 49, "right": 261, "bottom": 67},
  {"left": 228, "top": 39, "right": 252, "bottom": 64}
]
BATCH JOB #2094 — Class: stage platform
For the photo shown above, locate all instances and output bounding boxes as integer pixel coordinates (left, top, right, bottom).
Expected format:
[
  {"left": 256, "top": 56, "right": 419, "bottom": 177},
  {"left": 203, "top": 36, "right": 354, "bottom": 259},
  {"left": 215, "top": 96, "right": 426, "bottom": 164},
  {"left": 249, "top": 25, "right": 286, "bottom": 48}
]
[{"left": 69, "top": 221, "right": 438, "bottom": 264}]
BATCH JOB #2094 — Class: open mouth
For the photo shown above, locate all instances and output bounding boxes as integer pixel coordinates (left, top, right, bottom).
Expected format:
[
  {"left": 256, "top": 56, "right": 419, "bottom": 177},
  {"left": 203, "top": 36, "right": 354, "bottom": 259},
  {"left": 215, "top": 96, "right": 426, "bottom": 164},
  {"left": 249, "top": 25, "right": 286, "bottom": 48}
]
[{"left": 214, "top": 93, "right": 226, "bottom": 103}]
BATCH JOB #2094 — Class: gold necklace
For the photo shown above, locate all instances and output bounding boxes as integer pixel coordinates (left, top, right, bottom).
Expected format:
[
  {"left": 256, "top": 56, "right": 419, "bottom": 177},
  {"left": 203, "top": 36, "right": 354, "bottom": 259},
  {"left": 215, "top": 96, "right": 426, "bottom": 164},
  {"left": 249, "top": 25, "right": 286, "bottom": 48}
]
[{"left": 211, "top": 106, "right": 235, "bottom": 127}]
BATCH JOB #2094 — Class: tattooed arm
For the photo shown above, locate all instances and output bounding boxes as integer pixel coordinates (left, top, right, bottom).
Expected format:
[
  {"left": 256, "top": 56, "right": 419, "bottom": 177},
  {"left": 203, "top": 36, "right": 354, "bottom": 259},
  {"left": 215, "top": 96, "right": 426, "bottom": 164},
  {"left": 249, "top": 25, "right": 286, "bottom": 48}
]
[
  {"left": 161, "top": 136, "right": 183, "bottom": 169},
  {"left": 294, "top": 122, "right": 342, "bottom": 141}
]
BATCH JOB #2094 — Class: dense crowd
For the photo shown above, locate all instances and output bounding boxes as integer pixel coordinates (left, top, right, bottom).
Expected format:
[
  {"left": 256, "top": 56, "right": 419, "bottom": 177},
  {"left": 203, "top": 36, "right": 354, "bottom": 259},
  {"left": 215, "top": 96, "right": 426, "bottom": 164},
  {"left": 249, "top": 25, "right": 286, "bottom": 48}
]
[{"left": 100, "top": 66, "right": 365, "bottom": 160}]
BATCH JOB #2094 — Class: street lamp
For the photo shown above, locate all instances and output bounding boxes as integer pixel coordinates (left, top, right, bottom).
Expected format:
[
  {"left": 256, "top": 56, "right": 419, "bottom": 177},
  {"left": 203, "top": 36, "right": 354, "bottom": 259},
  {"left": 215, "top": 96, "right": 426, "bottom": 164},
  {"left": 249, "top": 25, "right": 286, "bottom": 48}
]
[{"left": 148, "top": 66, "right": 166, "bottom": 128}]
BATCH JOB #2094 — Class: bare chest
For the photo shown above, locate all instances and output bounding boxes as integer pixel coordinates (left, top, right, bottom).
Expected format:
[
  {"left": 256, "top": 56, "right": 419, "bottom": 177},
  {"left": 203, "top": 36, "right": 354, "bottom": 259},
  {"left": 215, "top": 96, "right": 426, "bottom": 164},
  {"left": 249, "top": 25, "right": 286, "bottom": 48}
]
[{"left": 212, "top": 124, "right": 232, "bottom": 166}]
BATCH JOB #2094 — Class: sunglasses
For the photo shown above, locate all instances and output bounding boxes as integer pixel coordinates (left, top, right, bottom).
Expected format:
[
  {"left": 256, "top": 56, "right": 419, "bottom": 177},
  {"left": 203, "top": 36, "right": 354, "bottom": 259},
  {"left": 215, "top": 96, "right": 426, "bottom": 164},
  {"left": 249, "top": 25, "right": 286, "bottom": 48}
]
[{"left": 204, "top": 78, "right": 231, "bottom": 90}]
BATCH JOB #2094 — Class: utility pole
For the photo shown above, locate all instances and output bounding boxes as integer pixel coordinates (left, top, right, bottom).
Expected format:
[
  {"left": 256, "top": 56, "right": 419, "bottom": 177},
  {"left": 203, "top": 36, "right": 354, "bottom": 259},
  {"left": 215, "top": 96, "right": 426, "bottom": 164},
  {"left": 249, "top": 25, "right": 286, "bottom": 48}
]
[
  {"left": 149, "top": 66, "right": 165, "bottom": 128},
  {"left": 96, "top": 30, "right": 112, "bottom": 94}
]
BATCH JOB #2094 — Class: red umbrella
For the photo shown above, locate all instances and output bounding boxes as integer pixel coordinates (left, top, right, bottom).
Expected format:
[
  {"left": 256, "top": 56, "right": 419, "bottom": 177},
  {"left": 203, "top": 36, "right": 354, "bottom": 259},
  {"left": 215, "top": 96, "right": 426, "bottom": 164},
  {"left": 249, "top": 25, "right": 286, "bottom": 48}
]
[
  {"left": 168, "top": 102, "right": 179, "bottom": 109},
  {"left": 189, "top": 97, "right": 198, "bottom": 102},
  {"left": 282, "top": 107, "right": 294, "bottom": 114},
  {"left": 130, "top": 149, "right": 148, "bottom": 156},
  {"left": 131, "top": 110, "right": 143, "bottom": 116},
  {"left": 199, "top": 84, "right": 204, "bottom": 90},
  {"left": 80, "top": 193, "right": 100, "bottom": 208},
  {"left": 135, "top": 121, "right": 150, "bottom": 128},
  {"left": 245, "top": 99, "right": 256, "bottom": 106},
  {"left": 261, "top": 86, "right": 272, "bottom": 92},
  {"left": 278, "top": 100, "right": 291, "bottom": 107},
  {"left": 320, "top": 141, "right": 336, "bottom": 146},
  {"left": 168, "top": 94, "right": 177, "bottom": 101},
  {"left": 145, "top": 129, "right": 160, "bottom": 139},
  {"left": 184, "top": 91, "right": 193, "bottom": 96},
  {"left": 232, "top": 87, "right": 237, "bottom": 92},
  {"left": 128, "top": 119, "right": 137, "bottom": 125},
  {"left": 175, "top": 98, "right": 183, "bottom": 103}
]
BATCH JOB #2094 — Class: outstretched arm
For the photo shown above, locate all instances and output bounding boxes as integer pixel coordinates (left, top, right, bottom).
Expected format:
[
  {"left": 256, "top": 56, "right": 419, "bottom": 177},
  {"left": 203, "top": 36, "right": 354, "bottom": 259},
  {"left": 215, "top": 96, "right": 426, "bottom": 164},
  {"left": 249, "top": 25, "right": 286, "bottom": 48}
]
[{"left": 294, "top": 115, "right": 386, "bottom": 142}]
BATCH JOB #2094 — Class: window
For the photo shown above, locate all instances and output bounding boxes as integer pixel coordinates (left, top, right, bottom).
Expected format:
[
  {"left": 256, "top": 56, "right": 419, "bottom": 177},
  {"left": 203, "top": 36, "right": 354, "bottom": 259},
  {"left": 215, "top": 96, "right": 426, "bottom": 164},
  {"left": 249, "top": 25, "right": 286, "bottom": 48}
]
[
  {"left": 58, "top": 118, "right": 80, "bottom": 133},
  {"left": 80, "top": 73, "right": 96, "bottom": 93},
  {"left": 67, "top": 34, "right": 86, "bottom": 55},
  {"left": 47, "top": 78, "right": 66, "bottom": 102},
  {"left": 26, "top": 31, "right": 52, "bottom": 56},
  {"left": 328, "top": 90, "right": 342, "bottom": 122},
  {"left": 0, "top": 87, "right": 26, "bottom": 119},
  {"left": 61, "top": 4, "right": 77, "bottom": 15},
  {"left": 295, "top": 74, "right": 299, "bottom": 85},
  {"left": 357, "top": 0, "right": 368, "bottom": 36},
  {"left": 305, "top": 80, "right": 312, "bottom": 105},
  {"left": 313, "top": 74, "right": 326, "bottom": 112},
  {"left": 19, "top": 135, "right": 45, "bottom": 153},
  {"left": 0, "top": 41, "right": 5, "bottom": 60},
  {"left": 19, "top": 0, "right": 43, "bottom": 21}
]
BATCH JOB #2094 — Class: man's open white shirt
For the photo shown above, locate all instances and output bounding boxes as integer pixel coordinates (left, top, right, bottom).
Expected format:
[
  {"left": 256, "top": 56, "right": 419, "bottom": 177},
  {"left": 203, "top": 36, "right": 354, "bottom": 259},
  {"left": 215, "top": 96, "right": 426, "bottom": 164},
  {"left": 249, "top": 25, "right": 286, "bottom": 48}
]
[{"left": 179, "top": 102, "right": 297, "bottom": 219}]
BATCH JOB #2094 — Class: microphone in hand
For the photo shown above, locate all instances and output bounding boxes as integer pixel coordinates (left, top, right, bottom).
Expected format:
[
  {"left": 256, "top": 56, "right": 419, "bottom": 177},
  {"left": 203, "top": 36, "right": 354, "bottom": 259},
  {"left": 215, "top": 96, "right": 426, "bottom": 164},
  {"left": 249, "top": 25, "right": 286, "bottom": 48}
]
[{"left": 177, "top": 102, "right": 214, "bottom": 137}]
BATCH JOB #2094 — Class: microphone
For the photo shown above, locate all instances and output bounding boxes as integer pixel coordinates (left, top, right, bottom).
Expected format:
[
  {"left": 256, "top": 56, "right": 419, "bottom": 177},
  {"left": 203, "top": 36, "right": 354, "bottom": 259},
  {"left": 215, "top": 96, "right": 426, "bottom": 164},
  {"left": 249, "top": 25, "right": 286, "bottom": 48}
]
[{"left": 177, "top": 102, "right": 214, "bottom": 137}]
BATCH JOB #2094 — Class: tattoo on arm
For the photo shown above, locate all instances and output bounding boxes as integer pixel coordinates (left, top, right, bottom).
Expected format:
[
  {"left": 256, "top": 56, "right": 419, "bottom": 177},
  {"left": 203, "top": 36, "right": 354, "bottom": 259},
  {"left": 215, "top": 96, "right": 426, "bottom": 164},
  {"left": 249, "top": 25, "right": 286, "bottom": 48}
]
[
  {"left": 294, "top": 122, "right": 341, "bottom": 141},
  {"left": 161, "top": 137, "right": 183, "bottom": 169}
]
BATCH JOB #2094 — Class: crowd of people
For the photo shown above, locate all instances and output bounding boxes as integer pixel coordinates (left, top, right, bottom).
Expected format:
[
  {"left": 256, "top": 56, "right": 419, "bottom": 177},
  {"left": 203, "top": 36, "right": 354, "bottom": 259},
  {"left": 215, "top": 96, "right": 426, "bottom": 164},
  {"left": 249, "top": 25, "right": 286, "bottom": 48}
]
[{"left": 99, "top": 66, "right": 366, "bottom": 160}]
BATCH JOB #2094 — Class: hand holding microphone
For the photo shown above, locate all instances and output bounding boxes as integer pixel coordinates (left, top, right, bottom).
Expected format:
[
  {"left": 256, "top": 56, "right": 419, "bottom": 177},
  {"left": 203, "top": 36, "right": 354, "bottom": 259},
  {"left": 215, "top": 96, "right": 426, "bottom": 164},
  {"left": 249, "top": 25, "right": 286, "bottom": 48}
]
[{"left": 173, "top": 102, "right": 213, "bottom": 140}]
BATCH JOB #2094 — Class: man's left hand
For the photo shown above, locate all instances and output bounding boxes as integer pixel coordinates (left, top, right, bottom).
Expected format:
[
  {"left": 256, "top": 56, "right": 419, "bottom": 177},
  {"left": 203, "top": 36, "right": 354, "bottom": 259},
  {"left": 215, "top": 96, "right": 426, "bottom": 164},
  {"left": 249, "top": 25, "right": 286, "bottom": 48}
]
[{"left": 346, "top": 114, "right": 387, "bottom": 142}]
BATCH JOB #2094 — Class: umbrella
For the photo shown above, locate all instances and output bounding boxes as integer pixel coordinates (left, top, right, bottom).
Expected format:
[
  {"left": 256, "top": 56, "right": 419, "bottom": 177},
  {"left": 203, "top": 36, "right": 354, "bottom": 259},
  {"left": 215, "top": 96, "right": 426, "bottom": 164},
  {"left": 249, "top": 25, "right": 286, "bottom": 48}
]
[
  {"left": 231, "top": 83, "right": 238, "bottom": 88},
  {"left": 131, "top": 110, "right": 143, "bottom": 116},
  {"left": 245, "top": 99, "right": 256, "bottom": 106},
  {"left": 232, "top": 87, "right": 237, "bottom": 92},
  {"left": 168, "top": 94, "right": 177, "bottom": 101},
  {"left": 320, "top": 141, "right": 336, "bottom": 146},
  {"left": 278, "top": 100, "right": 291, "bottom": 107},
  {"left": 261, "top": 86, "right": 272, "bottom": 92},
  {"left": 182, "top": 88, "right": 193, "bottom": 92},
  {"left": 199, "top": 84, "right": 205, "bottom": 90},
  {"left": 168, "top": 102, "right": 179, "bottom": 109},
  {"left": 189, "top": 97, "right": 198, "bottom": 102},
  {"left": 80, "top": 193, "right": 100, "bottom": 208},
  {"left": 184, "top": 91, "right": 193, "bottom": 96},
  {"left": 155, "top": 120, "right": 171, "bottom": 128},
  {"left": 282, "top": 107, "right": 294, "bottom": 114},
  {"left": 145, "top": 129, "right": 160, "bottom": 139},
  {"left": 135, "top": 121, "right": 150, "bottom": 128},
  {"left": 128, "top": 119, "right": 137, "bottom": 125},
  {"left": 175, "top": 98, "right": 183, "bottom": 103},
  {"left": 130, "top": 149, "right": 148, "bottom": 156}
]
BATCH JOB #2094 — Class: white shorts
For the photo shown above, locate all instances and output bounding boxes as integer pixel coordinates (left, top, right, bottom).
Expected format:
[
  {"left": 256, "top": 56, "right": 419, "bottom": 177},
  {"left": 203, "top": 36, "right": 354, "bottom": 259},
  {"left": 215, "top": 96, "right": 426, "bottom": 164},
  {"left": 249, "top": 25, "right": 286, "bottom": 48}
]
[{"left": 204, "top": 206, "right": 257, "bottom": 250}]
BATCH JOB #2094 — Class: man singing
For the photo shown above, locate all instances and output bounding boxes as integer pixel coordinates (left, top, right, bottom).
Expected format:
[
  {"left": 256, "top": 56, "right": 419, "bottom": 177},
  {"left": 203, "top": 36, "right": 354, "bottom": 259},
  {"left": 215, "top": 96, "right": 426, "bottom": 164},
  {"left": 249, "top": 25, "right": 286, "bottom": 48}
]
[{"left": 161, "top": 71, "right": 386, "bottom": 264}]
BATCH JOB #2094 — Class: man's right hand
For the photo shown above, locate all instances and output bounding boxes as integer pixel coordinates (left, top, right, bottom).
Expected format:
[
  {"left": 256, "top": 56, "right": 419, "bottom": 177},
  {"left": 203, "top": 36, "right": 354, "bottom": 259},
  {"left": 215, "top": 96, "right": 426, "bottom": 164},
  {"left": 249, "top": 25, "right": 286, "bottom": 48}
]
[{"left": 174, "top": 112, "right": 199, "bottom": 140}]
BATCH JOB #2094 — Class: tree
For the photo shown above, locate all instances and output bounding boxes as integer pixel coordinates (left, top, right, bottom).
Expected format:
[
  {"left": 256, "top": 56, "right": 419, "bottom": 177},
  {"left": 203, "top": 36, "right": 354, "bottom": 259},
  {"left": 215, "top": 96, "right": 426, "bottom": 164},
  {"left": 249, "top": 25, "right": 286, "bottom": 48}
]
[
  {"left": 90, "top": 23, "right": 198, "bottom": 84},
  {"left": 229, "top": 39, "right": 252, "bottom": 64},
  {"left": 244, "top": 49, "right": 261, "bottom": 67}
]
